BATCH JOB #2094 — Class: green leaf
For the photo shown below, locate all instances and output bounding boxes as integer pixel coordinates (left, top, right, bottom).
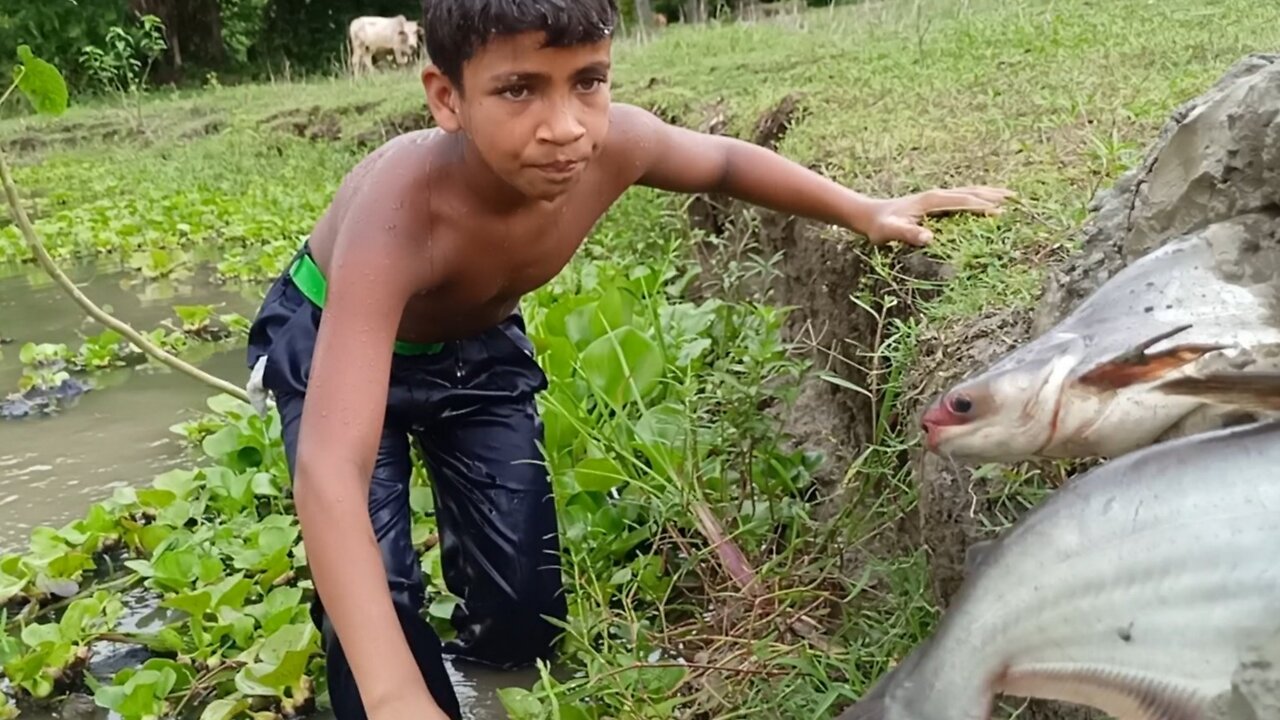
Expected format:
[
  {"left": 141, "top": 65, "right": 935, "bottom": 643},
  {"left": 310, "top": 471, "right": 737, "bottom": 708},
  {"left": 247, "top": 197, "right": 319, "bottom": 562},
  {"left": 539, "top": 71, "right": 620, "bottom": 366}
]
[
  {"left": 0, "top": 625, "right": 21, "bottom": 665},
  {"left": 427, "top": 594, "right": 460, "bottom": 620},
  {"left": 200, "top": 696, "right": 250, "bottom": 720},
  {"left": 151, "top": 547, "right": 200, "bottom": 591},
  {"left": 0, "top": 568, "right": 28, "bottom": 604},
  {"left": 234, "top": 623, "right": 318, "bottom": 697},
  {"left": 251, "top": 472, "right": 282, "bottom": 497},
  {"left": 209, "top": 573, "right": 252, "bottom": 610},
  {"left": 20, "top": 622, "right": 62, "bottom": 648},
  {"left": 142, "top": 657, "right": 194, "bottom": 691},
  {"left": 497, "top": 687, "right": 544, "bottom": 720},
  {"left": 246, "top": 587, "right": 305, "bottom": 634},
  {"left": 573, "top": 457, "right": 627, "bottom": 493},
  {"left": 590, "top": 285, "right": 636, "bottom": 338},
  {"left": 557, "top": 705, "right": 592, "bottom": 720},
  {"left": 532, "top": 336, "right": 576, "bottom": 385},
  {"left": 564, "top": 301, "right": 601, "bottom": 349},
  {"left": 136, "top": 488, "right": 176, "bottom": 510},
  {"left": 634, "top": 403, "right": 687, "bottom": 470},
  {"left": 15, "top": 46, "right": 68, "bottom": 116},
  {"left": 132, "top": 627, "right": 186, "bottom": 653},
  {"left": 156, "top": 499, "right": 194, "bottom": 527},
  {"left": 123, "top": 559, "right": 154, "bottom": 577},
  {"left": 206, "top": 393, "right": 252, "bottom": 416},
  {"left": 94, "top": 667, "right": 176, "bottom": 718},
  {"left": 580, "top": 326, "right": 665, "bottom": 407},
  {"left": 202, "top": 426, "right": 244, "bottom": 459},
  {"left": 676, "top": 337, "right": 713, "bottom": 367},
  {"left": 152, "top": 469, "right": 198, "bottom": 499},
  {"left": 77, "top": 503, "right": 117, "bottom": 535},
  {"left": 166, "top": 589, "right": 212, "bottom": 618},
  {"left": 409, "top": 485, "right": 435, "bottom": 515},
  {"left": 255, "top": 524, "right": 299, "bottom": 558}
]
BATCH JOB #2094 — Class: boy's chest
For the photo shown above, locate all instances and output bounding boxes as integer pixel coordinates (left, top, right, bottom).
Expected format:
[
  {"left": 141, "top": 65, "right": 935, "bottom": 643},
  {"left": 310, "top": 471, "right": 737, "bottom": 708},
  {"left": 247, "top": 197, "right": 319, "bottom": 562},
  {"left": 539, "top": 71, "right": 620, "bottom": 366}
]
[{"left": 442, "top": 211, "right": 595, "bottom": 302}]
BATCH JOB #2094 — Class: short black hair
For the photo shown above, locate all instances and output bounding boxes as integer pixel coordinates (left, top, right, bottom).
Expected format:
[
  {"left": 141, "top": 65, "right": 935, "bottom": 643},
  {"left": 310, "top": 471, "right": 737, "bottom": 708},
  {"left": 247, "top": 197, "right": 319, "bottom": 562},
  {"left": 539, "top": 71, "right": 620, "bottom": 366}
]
[{"left": 421, "top": 0, "right": 619, "bottom": 88}]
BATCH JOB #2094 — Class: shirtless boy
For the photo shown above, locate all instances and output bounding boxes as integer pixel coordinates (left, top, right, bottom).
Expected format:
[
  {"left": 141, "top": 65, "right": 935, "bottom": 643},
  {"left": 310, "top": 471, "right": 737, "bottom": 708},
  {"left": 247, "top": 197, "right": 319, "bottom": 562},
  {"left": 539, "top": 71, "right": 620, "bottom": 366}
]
[{"left": 245, "top": 1, "right": 1012, "bottom": 718}]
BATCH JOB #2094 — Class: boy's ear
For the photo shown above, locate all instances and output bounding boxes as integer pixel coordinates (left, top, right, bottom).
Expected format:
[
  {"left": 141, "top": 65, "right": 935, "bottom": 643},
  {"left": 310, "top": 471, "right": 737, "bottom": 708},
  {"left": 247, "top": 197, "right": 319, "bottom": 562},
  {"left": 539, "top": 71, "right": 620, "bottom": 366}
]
[{"left": 422, "top": 65, "right": 462, "bottom": 133}]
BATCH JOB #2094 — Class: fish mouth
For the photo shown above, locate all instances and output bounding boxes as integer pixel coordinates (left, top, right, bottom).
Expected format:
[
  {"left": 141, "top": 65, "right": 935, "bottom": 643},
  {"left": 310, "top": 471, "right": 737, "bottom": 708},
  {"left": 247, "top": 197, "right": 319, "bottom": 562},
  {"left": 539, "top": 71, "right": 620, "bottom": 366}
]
[
  {"left": 921, "top": 419, "right": 940, "bottom": 451},
  {"left": 920, "top": 403, "right": 959, "bottom": 453}
]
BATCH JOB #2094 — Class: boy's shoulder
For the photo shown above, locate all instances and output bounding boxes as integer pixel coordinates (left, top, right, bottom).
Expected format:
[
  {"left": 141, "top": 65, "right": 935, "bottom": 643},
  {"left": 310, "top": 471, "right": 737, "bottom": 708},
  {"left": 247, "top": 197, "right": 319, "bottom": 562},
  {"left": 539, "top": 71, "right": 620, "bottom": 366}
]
[
  {"left": 593, "top": 102, "right": 680, "bottom": 182},
  {"left": 604, "top": 102, "right": 669, "bottom": 149},
  {"left": 326, "top": 128, "right": 451, "bottom": 225},
  {"left": 345, "top": 128, "right": 445, "bottom": 192},
  {"left": 318, "top": 128, "right": 451, "bottom": 254}
]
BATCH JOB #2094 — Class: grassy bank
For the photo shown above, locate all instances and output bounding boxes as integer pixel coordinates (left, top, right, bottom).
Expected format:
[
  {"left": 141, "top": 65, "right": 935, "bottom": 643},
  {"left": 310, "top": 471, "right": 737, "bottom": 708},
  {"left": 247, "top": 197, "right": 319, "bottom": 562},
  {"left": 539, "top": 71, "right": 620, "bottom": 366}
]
[{"left": 1, "top": 0, "right": 1279, "bottom": 718}]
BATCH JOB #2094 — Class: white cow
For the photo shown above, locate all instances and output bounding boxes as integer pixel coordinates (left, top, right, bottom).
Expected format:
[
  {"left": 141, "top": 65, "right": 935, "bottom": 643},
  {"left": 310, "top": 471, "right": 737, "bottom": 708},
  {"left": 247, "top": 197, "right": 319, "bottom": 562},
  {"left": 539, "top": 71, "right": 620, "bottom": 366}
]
[{"left": 348, "top": 15, "right": 423, "bottom": 75}]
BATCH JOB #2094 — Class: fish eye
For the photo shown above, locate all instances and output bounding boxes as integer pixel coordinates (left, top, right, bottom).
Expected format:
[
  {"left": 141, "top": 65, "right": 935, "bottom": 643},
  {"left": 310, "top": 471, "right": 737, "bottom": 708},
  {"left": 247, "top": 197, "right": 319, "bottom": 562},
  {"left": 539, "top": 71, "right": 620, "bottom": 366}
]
[{"left": 949, "top": 395, "right": 974, "bottom": 414}]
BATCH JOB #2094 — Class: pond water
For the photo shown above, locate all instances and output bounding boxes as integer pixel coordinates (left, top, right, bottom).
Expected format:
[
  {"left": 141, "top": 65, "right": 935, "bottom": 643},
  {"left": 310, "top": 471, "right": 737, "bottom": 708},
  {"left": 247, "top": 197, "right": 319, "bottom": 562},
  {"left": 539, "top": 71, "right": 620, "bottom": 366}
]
[
  {"left": 0, "top": 262, "right": 537, "bottom": 719},
  {"left": 0, "top": 261, "right": 256, "bottom": 551}
]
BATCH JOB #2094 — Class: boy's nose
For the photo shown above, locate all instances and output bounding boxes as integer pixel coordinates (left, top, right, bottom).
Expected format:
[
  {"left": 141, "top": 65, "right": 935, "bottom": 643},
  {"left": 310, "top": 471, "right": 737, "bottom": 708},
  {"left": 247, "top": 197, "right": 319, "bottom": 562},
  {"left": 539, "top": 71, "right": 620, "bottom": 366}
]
[{"left": 537, "top": 105, "right": 587, "bottom": 146}]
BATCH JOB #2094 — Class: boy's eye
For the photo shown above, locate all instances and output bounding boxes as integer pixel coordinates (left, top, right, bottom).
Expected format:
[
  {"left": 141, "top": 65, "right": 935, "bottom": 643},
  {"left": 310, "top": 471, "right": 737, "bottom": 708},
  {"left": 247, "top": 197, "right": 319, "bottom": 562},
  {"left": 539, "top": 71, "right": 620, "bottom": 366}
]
[
  {"left": 500, "top": 86, "right": 530, "bottom": 100},
  {"left": 576, "top": 77, "right": 607, "bottom": 92}
]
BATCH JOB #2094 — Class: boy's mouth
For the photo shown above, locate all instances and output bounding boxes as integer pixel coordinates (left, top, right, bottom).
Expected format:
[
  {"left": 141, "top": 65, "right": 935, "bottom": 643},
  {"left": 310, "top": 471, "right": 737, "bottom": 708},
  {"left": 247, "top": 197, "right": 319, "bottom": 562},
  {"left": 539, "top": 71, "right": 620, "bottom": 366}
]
[{"left": 532, "top": 159, "right": 581, "bottom": 177}]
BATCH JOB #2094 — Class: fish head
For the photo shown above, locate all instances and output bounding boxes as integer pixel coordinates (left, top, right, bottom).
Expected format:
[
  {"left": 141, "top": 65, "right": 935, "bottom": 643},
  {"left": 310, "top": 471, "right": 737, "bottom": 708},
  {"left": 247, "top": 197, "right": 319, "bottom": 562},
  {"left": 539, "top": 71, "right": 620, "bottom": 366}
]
[{"left": 921, "top": 337, "right": 1084, "bottom": 462}]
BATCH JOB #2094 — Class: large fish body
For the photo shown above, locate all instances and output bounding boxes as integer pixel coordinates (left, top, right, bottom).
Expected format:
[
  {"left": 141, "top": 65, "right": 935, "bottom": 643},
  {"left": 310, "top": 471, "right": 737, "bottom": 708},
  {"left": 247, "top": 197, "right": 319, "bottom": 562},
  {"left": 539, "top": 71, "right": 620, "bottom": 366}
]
[
  {"left": 838, "top": 419, "right": 1280, "bottom": 720},
  {"left": 920, "top": 216, "right": 1280, "bottom": 463}
]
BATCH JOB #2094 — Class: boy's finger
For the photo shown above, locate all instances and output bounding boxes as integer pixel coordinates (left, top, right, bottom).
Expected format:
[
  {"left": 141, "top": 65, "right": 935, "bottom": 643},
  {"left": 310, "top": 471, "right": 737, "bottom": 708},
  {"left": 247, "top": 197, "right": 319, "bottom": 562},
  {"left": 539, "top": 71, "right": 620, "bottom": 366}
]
[
  {"left": 953, "top": 185, "right": 1017, "bottom": 201},
  {"left": 926, "top": 191, "right": 1001, "bottom": 213},
  {"left": 893, "top": 221, "right": 933, "bottom": 246}
]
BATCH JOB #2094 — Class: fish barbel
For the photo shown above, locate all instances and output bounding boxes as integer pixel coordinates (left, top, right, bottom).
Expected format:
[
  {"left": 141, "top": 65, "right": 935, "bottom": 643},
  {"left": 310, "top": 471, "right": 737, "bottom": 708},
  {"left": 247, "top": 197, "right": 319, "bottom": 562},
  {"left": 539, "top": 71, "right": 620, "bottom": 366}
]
[
  {"left": 920, "top": 215, "right": 1280, "bottom": 463},
  {"left": 838, "top": 411, "right": 1280, "bottom": 720}
]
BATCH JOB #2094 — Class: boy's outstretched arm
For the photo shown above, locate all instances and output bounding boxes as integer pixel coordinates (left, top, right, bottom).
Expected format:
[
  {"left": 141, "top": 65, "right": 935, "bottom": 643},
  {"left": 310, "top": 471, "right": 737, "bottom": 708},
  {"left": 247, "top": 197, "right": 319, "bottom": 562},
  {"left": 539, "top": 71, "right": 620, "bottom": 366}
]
[
  {"left": 292, "top": 193, "right": 452, "bottom": 720},
  {"left": 612, "top": 103, "right": 1013, "bottom": 247}
]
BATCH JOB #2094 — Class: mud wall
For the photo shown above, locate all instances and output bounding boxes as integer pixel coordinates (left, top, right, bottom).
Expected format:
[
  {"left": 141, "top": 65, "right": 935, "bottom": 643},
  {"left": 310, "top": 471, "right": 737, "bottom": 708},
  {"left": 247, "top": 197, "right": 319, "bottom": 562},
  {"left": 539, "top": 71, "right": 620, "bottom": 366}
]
[{"left": 683, "top": 93, "right": 944, "bottom": 500}]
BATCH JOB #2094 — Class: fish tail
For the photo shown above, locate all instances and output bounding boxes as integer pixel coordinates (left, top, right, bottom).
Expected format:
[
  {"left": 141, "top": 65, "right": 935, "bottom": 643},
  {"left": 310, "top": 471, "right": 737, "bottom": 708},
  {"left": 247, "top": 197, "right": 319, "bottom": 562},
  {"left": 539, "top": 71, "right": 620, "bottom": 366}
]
[{"left": 1154, "top": 371, "right": 1280, "bottom": 412}]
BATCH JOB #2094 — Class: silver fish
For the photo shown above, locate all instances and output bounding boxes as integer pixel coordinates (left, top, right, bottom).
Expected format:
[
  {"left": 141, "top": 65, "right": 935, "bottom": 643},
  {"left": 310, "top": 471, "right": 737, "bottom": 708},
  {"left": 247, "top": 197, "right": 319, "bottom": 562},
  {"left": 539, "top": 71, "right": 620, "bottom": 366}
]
[
  {"left": 919, "top": 217, "right": 1280, "bottom": 463},
  {"left": 838, "top": 411, "right": 1280, "bottom": 720}
]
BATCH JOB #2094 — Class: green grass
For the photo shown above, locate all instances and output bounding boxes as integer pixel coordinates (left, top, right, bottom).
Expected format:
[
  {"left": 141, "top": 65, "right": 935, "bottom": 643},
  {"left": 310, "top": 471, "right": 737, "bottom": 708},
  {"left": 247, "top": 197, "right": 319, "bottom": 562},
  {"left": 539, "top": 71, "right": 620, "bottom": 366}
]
[{"left": 1, "top": 0, "right": 1279, "bottom": 718}]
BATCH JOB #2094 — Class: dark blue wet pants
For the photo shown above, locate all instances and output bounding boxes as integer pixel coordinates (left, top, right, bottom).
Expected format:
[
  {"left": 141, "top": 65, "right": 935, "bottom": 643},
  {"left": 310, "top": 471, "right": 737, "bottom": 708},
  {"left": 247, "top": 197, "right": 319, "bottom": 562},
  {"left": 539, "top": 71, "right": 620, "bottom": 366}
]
[{"left": 245, "top": 245, "right": 567, "bottom": 719}]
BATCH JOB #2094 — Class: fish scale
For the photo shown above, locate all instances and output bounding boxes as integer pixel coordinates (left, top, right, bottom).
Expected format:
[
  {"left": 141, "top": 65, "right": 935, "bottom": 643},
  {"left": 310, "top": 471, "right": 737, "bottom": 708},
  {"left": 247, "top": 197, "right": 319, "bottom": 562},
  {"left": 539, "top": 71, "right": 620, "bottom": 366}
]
[{"left": 841, "top": 419, "right": 1280, "bottom": 720}]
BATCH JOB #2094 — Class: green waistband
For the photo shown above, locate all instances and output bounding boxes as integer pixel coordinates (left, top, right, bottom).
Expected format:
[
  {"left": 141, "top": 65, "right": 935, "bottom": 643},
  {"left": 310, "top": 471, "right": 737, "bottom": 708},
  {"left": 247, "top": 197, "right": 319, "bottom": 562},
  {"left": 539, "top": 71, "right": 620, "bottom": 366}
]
[{"left": 289, "top": 252, "right": 444, "bottom": 356}]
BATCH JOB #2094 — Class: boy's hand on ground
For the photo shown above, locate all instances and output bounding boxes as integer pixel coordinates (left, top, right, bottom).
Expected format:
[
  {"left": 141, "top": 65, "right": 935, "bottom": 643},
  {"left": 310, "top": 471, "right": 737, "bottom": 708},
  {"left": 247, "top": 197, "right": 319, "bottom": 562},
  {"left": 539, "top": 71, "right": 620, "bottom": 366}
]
[{"left": 863, "top": 185, "right": 1015, "bottom": 247}]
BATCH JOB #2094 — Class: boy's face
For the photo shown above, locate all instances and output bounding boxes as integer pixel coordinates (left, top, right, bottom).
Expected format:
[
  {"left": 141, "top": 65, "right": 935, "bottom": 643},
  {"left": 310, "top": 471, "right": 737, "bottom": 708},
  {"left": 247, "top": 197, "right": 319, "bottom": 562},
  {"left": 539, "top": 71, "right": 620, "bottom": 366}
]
[{"left": 424, "top": 31, "right": 613, "bottom": 201}]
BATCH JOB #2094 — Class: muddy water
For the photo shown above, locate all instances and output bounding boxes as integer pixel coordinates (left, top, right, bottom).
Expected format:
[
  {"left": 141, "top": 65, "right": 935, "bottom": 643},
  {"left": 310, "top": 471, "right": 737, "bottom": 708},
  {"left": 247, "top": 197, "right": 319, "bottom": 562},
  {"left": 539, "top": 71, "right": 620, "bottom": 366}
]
[
  {"left": 0, "top": 262, "right": 537, "bottom": 719},
  {"left": 0, "top": 261, "right": 257, "bottom": 550}
]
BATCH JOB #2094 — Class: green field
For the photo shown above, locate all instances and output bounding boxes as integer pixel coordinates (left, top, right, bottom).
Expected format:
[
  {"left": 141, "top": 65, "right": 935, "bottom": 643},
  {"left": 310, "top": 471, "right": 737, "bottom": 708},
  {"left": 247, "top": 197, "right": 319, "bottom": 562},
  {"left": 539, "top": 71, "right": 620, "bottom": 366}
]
[{"left": 1, "top": 0, "right": 1278, "bottom": 718}]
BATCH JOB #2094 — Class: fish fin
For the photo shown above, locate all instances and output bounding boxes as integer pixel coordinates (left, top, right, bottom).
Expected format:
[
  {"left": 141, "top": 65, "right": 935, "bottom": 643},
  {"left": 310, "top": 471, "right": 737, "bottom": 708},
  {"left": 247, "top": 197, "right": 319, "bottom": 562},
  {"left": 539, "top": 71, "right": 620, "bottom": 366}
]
[
  {"left": 964, "top": 538, "right": 998, "bottom": 577},
  {"left": 1077, "top": 325, "right": 1227, "bottom": 391},
  {"left": 1152, "top": 371, "right": 1280, "bottom": 412},
  {"left": 1000, "top": 664, "right": 1209, "bottom": 720}
]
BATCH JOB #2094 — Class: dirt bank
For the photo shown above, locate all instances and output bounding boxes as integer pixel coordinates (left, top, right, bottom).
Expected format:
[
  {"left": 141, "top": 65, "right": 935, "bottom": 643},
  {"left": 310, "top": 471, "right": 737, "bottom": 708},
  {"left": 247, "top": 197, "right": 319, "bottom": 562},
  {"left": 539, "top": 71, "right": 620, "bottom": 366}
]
[
  {"left": 679, "top": 52, "right": 1280, "bottom": 720},
  {"left": 684, "top": 92, "right": 936, "bottom": 499}
]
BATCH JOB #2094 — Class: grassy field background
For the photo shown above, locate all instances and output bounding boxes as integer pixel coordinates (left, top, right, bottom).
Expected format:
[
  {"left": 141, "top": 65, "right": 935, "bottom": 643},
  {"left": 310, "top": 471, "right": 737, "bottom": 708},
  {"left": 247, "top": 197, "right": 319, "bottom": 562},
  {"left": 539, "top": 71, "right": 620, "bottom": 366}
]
[{"left": 1, "top": 0, "right": 1279, "bottom": 718}]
